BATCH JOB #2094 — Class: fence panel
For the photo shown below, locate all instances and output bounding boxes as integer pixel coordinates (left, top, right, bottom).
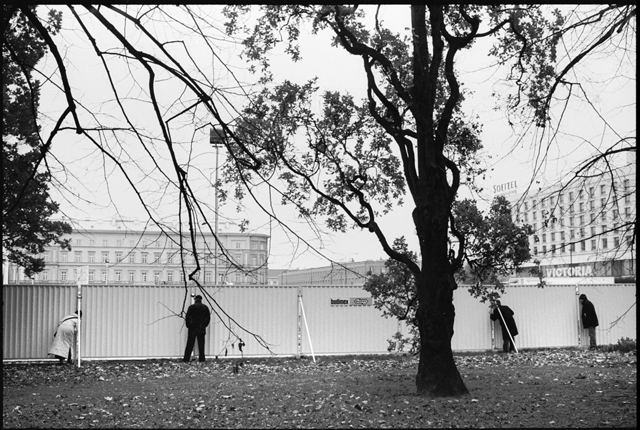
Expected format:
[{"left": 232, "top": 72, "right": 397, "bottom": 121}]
[
  {"left": 577, "top": 284, "right": 636, "bottom": 347},
  {"left": 206, "top": 285, "right": 297, "bottom": 358},
  {"left": 2, "top": 285, "right": 77, "bottom": 360},
  {"left": 298, "top": 286, "right": 399, "bottom": 355},
  {"left": 496, "top": 285, "right": 580, "bottom": 349},
  {"left": 3, "top": 282, "right": 636, "bottom": 361},
  {"left": 451, "top": 287, "right": 494, "bottom": 351}
]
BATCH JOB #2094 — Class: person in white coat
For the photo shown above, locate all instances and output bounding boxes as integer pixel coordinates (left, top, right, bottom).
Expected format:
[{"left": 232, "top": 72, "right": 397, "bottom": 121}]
[{"left": 48, "top": 311, "right": 81, "bottom": 364}]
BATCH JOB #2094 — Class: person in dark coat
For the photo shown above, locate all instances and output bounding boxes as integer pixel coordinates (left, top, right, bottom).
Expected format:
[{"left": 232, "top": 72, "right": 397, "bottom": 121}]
[
  {"left": 579, "top": 294, "right": 599, "bottom": 349},
  {"left": 183, "top": 295, "right": 211, "bottom": 362},
  {"left": 490, "top": 300, "right": 518, "bottom": 353}
]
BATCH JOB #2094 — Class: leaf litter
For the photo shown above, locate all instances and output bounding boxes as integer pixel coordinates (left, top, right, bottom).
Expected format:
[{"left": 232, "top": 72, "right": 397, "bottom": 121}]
[{"left": 3, "top": 349, "right": 636, "bottom": 428}]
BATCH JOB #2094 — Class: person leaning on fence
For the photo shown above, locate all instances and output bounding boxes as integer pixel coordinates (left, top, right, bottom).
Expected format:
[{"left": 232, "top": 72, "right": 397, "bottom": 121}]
[
  {"left": 490, "top": 301, "right": 518, "bottom": 353},
  {"left": 48, "top": 311, "right": 82, "bottom": 364},
  {"left": 183, "top": 295, "right": 211, "bottom": 363},
  {"left": 579, "top": 294, "right": 599, "bottom": 350}
]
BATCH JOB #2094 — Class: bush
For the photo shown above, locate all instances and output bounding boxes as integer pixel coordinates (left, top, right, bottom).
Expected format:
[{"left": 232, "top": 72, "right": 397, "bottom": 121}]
[{"left": 601, "top": 337, "right": 636, "bottom": 353}]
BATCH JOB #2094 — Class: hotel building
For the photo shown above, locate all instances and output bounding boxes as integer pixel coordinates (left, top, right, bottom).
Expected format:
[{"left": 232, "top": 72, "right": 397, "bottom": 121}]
[{"left": 502, "top": 153, "right": 636, "bottom": 282}]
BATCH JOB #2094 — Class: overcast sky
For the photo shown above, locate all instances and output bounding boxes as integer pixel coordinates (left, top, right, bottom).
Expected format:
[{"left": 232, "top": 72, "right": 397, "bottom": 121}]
[{"left": 36, "top": 5, "right": 635, "bottom": 269}]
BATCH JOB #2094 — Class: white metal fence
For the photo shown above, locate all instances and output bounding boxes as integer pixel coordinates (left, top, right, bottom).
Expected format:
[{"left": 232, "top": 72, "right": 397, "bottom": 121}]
[{"left": 2, "top": 283, "right": 636, "bottom": 361}]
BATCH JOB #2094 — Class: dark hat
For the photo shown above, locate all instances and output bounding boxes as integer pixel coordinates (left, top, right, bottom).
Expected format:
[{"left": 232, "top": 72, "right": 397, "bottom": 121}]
[
  {"left": 579, "top": 294, "right": 586, "bottom": 300},
  {"left": 194, "top": 295, "right": 203, "bottom": 302}
]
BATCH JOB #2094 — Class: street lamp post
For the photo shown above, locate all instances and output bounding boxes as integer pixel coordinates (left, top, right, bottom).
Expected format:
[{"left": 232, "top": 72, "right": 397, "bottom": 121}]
[{"left": 210, "top": 126, "right": 226, "bottom": 287}]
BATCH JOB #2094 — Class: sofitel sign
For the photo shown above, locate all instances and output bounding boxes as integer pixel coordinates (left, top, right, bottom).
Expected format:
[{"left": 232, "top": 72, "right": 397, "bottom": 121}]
[
  {"left": 330, "top": 297, "right": 373, "bottom": 307},
  {"left": 493, "top": 180, "right": 517, "bottom": 195}
]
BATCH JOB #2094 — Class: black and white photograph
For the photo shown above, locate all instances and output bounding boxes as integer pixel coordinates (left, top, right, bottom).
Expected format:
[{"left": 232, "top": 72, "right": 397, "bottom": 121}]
[{"left": 2, "top": 4, "right": 636, "bottom": 428}]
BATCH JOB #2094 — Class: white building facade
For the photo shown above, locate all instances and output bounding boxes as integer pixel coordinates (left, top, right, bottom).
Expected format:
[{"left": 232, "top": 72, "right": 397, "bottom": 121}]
[
  {"left": 5, "top": 225, "right": 270, "bottom": 286},
  {"left": 503, "top": 154, "right": 636, "bottom": 282},
  {"left": 269, "top": 259, "right": 387, "bottom": 286}
]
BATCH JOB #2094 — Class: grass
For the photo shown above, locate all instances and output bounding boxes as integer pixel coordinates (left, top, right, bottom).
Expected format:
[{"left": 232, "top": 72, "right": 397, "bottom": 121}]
[{"left": 2, "top": 349, "right": 636, "bottom": 428}]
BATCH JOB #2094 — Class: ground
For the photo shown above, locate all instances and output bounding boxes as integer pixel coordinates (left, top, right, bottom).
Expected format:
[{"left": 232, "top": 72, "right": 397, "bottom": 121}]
[{"left": 2, "top": 349, "right": 636, "bottom": 428}]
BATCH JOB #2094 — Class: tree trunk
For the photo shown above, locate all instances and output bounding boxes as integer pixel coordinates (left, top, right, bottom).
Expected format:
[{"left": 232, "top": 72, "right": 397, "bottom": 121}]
[
  {"left": 413, "top": 178, "right": 469, "bottom": 397},
  {"left": 414, "top": 273, "right": 468, "bottom": 396}
]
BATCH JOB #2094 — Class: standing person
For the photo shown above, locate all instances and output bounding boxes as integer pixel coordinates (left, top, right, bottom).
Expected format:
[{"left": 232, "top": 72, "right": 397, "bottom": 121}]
[
  {"left": 490, "top": 300, "right": 518, "bottom": 353},
  {"left": 579, "top": 294, "right": 599, "bottom": 350},
  {"left": 183, "top": 295, "right": 211, "bottom": 363},
  {"left": 48, "top": 311, "right": 82, "bottom": 364}
]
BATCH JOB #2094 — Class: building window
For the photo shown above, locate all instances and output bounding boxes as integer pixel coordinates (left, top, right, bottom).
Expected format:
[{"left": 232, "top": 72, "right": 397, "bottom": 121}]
[
  {"left": 60, "top": 252, "right": 68, "bottom": 263},
  {"left": 569, "top": 192, "right": 574, "bottom": 202},
  {"left": 569, "top": 243, "right": 575, "bottom": 252},
  {"left": 167, "top": 271, "right": 173, "bottom": 283},
  {"left": 579, "top": 202, "right": 584, "bottom": 212},
  {"left": 560, "top": 231, "right": 565, "bottom": 241},
  {"left": 600, "top": 211, "right": 607, "bottom": 221},
  {"left": 142, "top": 271, "right": 147, "bottom": 282},
  {"left": 154, "top": 252, "right": 161, "bottom": 263},
  {"left": 74, "top": 251, "right": 82, "bottom": 263},
  {"left": 533, "top": 212, "right": 537, "bottom": 221},
  {"left": 589, "top": 201, "right": 594, "bottom": 210},
  {"left": 589, "top": 187, "right": 594, "bottom": 198},
  {"left": 129, "top": 271, "right": 135, "bottom": 282},
  {"left": 600, "top": 197, "right": 606, "bottom": 207},
  {"left": 590, "top": 213, "right": 596, "bottom": 222},
  {"left": 570, "top": 230, "right": 575, "bottom": 239},
  {"left": 551, "top": 244, "right": 556, "bottom": 254},
  {"left": 60, "top": 270, "right": 67, "bottom": 281},
  {"left": 205, "top": 271, "right": 211, "bottom": 283},
  {"left": 102, "top": 270, "right": 107, "bottom": 282},
  {"left": 542, "top": 245, "right": 547, "bottom": 253},
  {"left": 600, "top": 184, "right": 606, "bottom": 195},
  {"left": 580, "top": 240, "right": 586, "bottom": 251},
  {"left": 601, "top": 225, "right": 607, "bottom": 234},
  {"left": 141, "top": 253, "right": 148, "bottom": 264},
  {"left": 550, "top": 232, "right": 556, "bottom": 242},
  {"left": 613, "top": 209, "right": 619, "bottom": 220},
  {"left": 533, "top": 247, "right": 538, "bottom": 255},
  {"left": 614, "top": 237, "right": 620, "bottom": 248},
  {"left": 115, "top": 270, "right": 122, "bottom": 282},
  {"left": 569, "top": 217, "right": 574, "bottom": 227},
  {"left": 569, "top": 204, "right": 574, "bottom": 213},
  {"left": 88, "top": 251, "right": 95, "bottom": 263},
  {"left": 103, "top": 239, "right": 108, "bottom": 247},
  {"left": 591, "top": 239, "right": 597, "bottom": 250},
  {"left": 129, "top": 252, "right": 136, "bottom": 264},
  {"left": 102, "top": 252, "right": 109, "bottom": 263},
  {"left": 154, "top": 271, "right": 160, "bottom": 284},
  {"left": 591, "top": 226, "right": 596, "bottom": 236},
  {"left": 116, "top": 239, "right": 122, "bottom": 247},
  {"left": 90, "top": 239, "right": 95, "bottom": 246},
  {"left": 167, "top": 254, "right": 173, "bottom": 264},
  {"left": 524, "top": 202, "right": 528, "bottom": 210},
  {"left": 579, "top": 215, "right": 584, "bottom": 225},
  {"left": 602, "top": 238, "right": 608, "bottom": 249},
  {"left": 89, "top": 270, "right": 95, "bottom": 282},
  {"left": 116, "top": 251, "right": 123, "bottom": 263},
  {"left": 625, "top": 207, "right": 631, "bottom": 218}
]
